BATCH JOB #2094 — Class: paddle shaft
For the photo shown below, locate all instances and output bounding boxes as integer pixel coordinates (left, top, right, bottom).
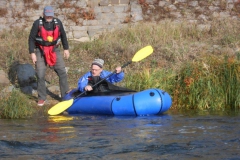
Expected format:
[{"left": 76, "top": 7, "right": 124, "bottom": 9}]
[{"left": 75, "top": 61, "right": 132, "bottom": 99}]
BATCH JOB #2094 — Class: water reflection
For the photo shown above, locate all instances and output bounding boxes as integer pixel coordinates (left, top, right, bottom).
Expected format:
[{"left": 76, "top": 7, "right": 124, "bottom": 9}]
[
  {"left": 48, "top": 115, "right": 75, "bottom": 123},
  {"left": 31, "top": 116, "right": 77, "bottom": 142},
  {"left": 0, "top": 111, "right": 239, "bottom": 159}
]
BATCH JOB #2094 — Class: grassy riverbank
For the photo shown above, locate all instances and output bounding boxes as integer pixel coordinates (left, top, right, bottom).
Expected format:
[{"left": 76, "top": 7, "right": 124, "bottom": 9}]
[{"left": 0, "top": 19, "right": 239, "bottom": 119}]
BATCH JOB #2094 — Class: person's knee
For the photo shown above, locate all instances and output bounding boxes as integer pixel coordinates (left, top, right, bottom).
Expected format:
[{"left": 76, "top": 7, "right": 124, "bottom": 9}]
[
  {"left": 36, "top": 70, "right": 46, "bottom": 80},
  {"left": 56, "top": 68, "right": 67, "bottom": 77}
]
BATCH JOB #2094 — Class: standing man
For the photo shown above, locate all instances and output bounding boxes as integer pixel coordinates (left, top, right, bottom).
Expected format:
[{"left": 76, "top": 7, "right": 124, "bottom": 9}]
[{"left": 28, "top": 6, "right": 70, "bottom": 106}]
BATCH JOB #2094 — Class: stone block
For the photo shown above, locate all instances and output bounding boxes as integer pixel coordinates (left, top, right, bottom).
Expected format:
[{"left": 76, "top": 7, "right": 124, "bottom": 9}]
[
  {"left": 130, "top": 3, "right": 142, "bottom": 12},
  {"left": 115, "top": 12, "right": 129, "bottom": 19},
  {"left": 120, "top": 0, "right": 129, "bottom": 4},
  {"left": 57, "top": 15, "right": 65, "bottom": 21},
  {"left": 105, "top": 25, "right": 116, "bottom": 31},
  {"left": 170, "top": 12, "right": 182, "bottom": 18},
  {"left": 0, "top": 1, "right": 7, "bottom": 6},
  {"left": 66, "top": 31, "right": 74, "bottom": 39},
  {"left": 99, "top": 0, "right": 109, "bottom": 6},
  {"left": 158, "top": 1, "right": 170, "bottom": 7},
  {"left": 130, "top": 11, "right": 143, "bottom": 22},
  {"left": 109, "top": 19, "right": 122, "bottom": 24},
  {"left": 168, "top": 5, "right": 177, "bottom": 11},
  {"left": 34, "top": 0, "right": 43, "bottom": 3},
  {"left": 63, "top": 20, "right": 76, "bottom": 26},
  {"left": 73, "top": 30, "right": 89, "bottom": 39},
  {"left": 145, "top": 0, "right": 155, "bottom": 5},
  {"left": 111, "top": 0, "right": 119, "bottom": 5},
  {"left": 28, "top": 15, "right": 39, "bottom": 22},
  {"left": 83, "top": 20, "right": 99, "bottom": 26},
  {"left": 94, "top": 7, "right": 102, "bottom": 13},
  {"left": 105, "top": 23, "right": 127, "bottom": 31},
  {"left": 88, "top": 0, "right": 99, "bottom": 8},
  {"left": 88, "top": 25, "right": 104, "bottom": 30},
  {"left": 101, "top": 6, "right": 113, "bottom": 12},
  {"left": 209, "top": 6, "right": 220, "bottom": 12},
  {"left": 75, "top": 37, "right": 91, "bottom": 42},
  {"left": 99, "top": 12, "right": 115, "bottom": 20},
  {"left": 113, "top": 6, "right": 130, "bottom": 12},
  {"left": 75, "top": 0, "right": 87, "bottom": 7},
  {"left": 95, "top": 12, "right": 103, "bottom": 19},
  {"left": 87, "top": 28, "right": 104, "bottom": 38},
  {"left": 227, "top": 3, "right": 234, "bottom": 10},
  {"left": 189, "top": 1, "right": 198, "bottom": 7},
  {"left": 71, "top": 26, "right": 88, "bottom": 31},
  {"left": 99, "top": 19, "right": 111, "bottom": 25}
]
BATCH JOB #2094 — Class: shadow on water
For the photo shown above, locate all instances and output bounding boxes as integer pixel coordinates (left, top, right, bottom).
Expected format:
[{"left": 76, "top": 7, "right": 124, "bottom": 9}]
[{"left": 0, "top": 110, "right": 240, "bottom": 159}]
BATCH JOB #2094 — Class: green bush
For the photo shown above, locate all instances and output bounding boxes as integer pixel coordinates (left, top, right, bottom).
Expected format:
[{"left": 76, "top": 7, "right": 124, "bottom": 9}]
[
  {"left": 0, "top": 90, "right": 33, "bottom": 119},
  {"left": 172, "top": 56, "right": 240, "bottom": 111}
]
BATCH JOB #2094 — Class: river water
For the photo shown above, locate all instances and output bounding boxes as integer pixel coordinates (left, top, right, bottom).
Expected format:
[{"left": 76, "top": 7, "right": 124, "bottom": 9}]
[{"left": 0, "top": 110, "right": 239, "bottom": 160}]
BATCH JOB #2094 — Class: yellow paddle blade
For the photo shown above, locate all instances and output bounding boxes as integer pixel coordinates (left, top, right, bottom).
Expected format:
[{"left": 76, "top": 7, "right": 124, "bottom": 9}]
[
  {"left": 132, "top": 45, "right": 153, "bottom": 62},
  {"left": 48, "top": 99, "right": 74, "bottom": 116}
]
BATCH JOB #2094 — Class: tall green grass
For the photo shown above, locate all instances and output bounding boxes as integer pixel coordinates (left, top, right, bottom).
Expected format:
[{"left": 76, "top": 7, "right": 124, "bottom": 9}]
[
  {"left": 172, "top": 55, "right": 240, "bottom": 111},
  {"left": 123, "top": 68, "right": 175, "bottom": 93},
  {"left": 123, "top": 55, "right": 240, "bottom": 111},
  {"left": 0, "top": 90, "right": 33, "bottom": 119}
]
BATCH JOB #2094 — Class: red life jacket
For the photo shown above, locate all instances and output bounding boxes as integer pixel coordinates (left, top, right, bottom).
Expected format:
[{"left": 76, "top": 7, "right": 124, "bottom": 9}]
[{"left": 37, "top": 18, "right": 60, "bottom": 66}]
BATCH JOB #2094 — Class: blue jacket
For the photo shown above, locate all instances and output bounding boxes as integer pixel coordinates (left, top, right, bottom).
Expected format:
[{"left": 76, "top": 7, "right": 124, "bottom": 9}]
[{"left": 77, "top": 70, "right": 124, "bottom": 92}]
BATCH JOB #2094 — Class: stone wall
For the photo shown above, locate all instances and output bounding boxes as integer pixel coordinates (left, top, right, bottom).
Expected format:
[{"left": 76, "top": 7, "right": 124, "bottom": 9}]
[{"left": 0, "top": 0, "right": 239, "bottom": 42}]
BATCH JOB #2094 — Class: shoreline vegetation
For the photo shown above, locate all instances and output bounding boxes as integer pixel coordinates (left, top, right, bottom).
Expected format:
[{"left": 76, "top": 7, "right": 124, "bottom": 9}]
[{"left": 0, "top": 19, "right": 239, "bottom": 119}]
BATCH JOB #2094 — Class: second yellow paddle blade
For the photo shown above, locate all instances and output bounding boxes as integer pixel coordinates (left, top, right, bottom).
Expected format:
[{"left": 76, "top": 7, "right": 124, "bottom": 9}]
[
  {"left": 48, "top": 99, "right": 74, "bottom": 116},
  {"left": 132, "top": 45, "right": 153, "bottom": 62}
]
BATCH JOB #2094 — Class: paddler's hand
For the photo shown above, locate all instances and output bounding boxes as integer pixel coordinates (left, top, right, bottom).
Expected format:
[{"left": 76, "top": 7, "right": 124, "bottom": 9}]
[
  {"left": 115, "top": 66, "right": 122, "bottom": 73},
  {"left": 64, "top": 50, "right": 70, "bottom": 59},
  {"left": 31, "top": 53, "right": 37, "bottom": 64},
  {"left": 85, "top": 85, "right": 93, "bottom": 91}
]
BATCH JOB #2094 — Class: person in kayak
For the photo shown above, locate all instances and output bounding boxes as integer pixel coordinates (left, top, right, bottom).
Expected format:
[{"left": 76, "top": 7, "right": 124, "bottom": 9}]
[
  {"left": 28, "top": 6, "right": 70, "bottom": 106},
  {"left": 77, "top": 59, "right": 124, "bottom": 93}
]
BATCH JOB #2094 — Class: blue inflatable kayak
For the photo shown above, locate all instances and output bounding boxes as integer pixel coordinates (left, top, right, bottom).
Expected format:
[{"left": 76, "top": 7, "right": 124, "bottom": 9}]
[{"left": 63, "top": 88, "right": 172, "bottom": 116}]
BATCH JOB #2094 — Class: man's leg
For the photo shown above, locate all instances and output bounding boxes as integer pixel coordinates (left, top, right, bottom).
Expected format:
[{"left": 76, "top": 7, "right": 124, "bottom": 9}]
[
  {"left": 35, "top": 48, "right": 47, "bottom": 101},
  {"left": 54, "top": 47, "right": 69, "bottom": 99}
]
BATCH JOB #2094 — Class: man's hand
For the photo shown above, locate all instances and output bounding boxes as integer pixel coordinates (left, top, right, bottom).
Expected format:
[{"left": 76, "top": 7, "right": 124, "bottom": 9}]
[
  {"left": 64, "top": 50, "right": 70, "bottom": 59},
  {"left": 115, "top": 66, "right": 122, "bottom": 73},
  {"left": 85, "top": 85, "right": 93, "bottom": 91},
  {"left": 31, "top": 53, "right": 37, "bottom": 64}
]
